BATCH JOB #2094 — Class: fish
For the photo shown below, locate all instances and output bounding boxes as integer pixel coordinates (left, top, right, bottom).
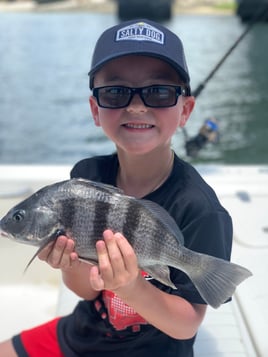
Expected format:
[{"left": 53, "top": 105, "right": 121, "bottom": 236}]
[{"left": 0, "top": 178, "right": 252, "bottom": 308}]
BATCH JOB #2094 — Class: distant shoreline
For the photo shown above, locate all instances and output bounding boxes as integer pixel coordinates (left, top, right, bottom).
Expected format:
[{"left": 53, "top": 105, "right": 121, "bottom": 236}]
[{"left": 0, "top": 0, "right": 235, "bottom": 15}]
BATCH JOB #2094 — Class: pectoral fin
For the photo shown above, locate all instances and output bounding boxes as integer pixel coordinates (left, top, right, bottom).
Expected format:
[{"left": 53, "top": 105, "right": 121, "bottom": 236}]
[{"left": 142, "top": 264, "right": 177, "bottom": 290}]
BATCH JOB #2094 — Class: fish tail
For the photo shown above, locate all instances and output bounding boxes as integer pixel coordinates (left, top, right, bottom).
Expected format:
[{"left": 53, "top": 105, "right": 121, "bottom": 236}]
[{"left": 183, "top": 251, "right": 252, "bottom": 308}]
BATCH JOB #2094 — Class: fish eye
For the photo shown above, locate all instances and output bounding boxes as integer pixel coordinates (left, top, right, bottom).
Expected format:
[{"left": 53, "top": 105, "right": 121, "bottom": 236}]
[{"left": 12, "top": 210, "right": 25, "bottom": 222}]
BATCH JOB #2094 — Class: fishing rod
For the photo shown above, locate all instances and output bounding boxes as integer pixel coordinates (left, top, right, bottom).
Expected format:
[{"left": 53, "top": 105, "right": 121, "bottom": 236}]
[{"left": 184, "top": 4, "right": 268, "bottom": 158}]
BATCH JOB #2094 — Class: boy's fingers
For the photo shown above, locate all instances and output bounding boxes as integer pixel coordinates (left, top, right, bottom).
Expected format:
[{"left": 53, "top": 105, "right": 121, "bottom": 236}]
[
  {"left": 104, "top": 232, "right": 126, "bottom": 273},
  {"left": 89, "top": 265, "right": 104, "bottom": 291},
  {"left": 38, "top": 241, "right": 55, "bottom": 261},
  {"left": 114, "top": 232, "right": 137, "bottom": 271},
  {"left": 96, "top": 239, "right": 113, "bottom": 279},
  {"left": 38, "top": 236, "right": 75, "bottom": 269}
]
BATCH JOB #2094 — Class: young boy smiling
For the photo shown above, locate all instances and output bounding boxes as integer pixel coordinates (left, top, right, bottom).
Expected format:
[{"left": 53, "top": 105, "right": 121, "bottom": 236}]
[{"left": 0, "top": 19, "right": 233, "bottom": 357}]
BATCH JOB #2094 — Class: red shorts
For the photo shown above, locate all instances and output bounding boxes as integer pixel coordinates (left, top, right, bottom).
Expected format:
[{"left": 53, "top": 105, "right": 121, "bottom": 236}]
[{"left": 12, "top": 318, "right": 64, "bottom": 357}]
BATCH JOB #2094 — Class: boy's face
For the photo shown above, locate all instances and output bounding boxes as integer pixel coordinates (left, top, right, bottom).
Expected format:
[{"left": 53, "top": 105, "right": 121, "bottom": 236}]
[{"left": 90, "top": 55, "right": 195, "bottom": 155}]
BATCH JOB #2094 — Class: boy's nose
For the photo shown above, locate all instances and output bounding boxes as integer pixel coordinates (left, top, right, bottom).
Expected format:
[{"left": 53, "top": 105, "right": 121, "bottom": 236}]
[{"left": 126, "top": 93, "right": 148, "bottom": 113}]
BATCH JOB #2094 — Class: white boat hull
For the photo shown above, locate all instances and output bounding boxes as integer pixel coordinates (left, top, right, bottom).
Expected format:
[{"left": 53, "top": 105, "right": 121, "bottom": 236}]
[{"left": 0, "top": 164, "right": 267, "bottom": 356}]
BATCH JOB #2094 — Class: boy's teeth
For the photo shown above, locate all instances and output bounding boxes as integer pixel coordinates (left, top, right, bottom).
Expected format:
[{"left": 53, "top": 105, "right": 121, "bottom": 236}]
[{"left": 125, "top": 124, "right": 152, "bottom": 129}]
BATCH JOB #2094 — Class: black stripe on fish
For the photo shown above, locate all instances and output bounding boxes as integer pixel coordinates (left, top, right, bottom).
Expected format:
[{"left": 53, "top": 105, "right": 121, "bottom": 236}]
[
  {"left": 60, "top": 197, "right": 76, "bottom": 229},
  {"left": 122, "top": 200, "right": 143, "bottom": 245},
  {"left": 93, "top": 200, "right": 111, "bottom": 238}
]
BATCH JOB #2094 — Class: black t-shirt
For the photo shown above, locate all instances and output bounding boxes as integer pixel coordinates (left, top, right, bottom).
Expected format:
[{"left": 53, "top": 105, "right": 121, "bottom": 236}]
[{"left": 58, "top": 153, "right": 233, "bottom": 357}]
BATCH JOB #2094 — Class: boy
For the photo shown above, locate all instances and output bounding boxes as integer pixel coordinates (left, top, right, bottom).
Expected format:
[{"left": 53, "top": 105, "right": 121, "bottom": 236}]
[{"left": 0, "top": 19, "right": 232, "bottom": 356}]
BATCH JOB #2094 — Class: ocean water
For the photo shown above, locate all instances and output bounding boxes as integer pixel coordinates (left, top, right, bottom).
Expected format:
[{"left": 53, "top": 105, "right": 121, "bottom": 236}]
[{"left": 0, "top": 12, "right": 267, "bottom": 165}]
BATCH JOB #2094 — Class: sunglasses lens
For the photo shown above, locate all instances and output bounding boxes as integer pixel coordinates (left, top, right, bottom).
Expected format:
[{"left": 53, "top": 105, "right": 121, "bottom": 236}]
[
  {"left": 97, "top": 87, "right": 131, "bottom": 108},
  {"left": 142, "top": 86, "right": 178, "bottom": 107}
]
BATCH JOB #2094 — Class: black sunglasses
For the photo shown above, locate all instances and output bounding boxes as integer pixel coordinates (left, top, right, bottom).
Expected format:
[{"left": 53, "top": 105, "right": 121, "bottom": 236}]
[{"left": 92, "top": 85, "right": 187, "bottom": 109}]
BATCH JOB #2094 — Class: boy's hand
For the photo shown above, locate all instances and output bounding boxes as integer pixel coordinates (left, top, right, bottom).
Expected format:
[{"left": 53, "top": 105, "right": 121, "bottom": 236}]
[
  {"left": 89, "top": 229, "right": 140, "bottom": 294},
  {"left": 38, "top": 230, "right": 141, "bottom": 296},
  {"left": 38, "top": 235, "right": 80, "bottom": 271}
]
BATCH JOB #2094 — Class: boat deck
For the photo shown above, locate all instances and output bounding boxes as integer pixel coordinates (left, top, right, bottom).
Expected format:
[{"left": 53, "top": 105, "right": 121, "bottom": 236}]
[{"left": 0, "top": 164, "right": 267, "bottom": 356}]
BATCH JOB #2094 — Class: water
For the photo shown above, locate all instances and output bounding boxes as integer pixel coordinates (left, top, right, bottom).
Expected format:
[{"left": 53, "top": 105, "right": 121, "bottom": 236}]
[{"left": 0, "top": 12, "right": 267, "bottom": 165}]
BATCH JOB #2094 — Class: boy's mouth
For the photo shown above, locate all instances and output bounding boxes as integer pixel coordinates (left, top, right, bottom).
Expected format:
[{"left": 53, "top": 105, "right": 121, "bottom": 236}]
[{"left": 123, "top": 123, "right": 154, "bottom": 129}]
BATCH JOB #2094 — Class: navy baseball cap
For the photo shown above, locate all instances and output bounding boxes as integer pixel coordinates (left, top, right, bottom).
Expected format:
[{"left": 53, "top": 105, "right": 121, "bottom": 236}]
[{"left": 89, "top": 19, "right": 191, "bottom": 94}]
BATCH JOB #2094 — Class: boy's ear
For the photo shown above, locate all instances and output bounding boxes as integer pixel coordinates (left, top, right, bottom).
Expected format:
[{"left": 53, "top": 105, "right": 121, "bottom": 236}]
[
  {"left": 179, "top": 96, "right": 195, "bottom": 127},
  {"left": 89, "top": 96, "right": 101, "bottom": 126}
]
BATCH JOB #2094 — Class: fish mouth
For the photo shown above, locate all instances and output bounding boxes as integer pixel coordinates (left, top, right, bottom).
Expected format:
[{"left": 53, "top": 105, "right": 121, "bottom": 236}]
[{"left": 0, "top": 229, "right": 9, "bottom": 238}]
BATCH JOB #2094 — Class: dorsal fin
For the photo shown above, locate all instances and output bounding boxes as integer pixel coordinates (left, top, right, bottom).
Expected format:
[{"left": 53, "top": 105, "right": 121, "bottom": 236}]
[
  {"left": 137, "top": 199, "right": 184, "bottom": 245},
  {"left": 70, "top": 178, "right": 124, "bottom": 195}
]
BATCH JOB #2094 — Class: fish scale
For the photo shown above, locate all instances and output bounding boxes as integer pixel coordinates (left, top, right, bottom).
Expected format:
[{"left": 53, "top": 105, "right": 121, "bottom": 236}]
[{"left": 0, "top": 178, "right": 252, "bottom": 308}]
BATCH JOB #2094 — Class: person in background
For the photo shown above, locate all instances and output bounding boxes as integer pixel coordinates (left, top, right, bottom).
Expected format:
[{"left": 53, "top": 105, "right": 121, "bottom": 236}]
[
  {"left": 0, "top": 19, "right": 232, "bottom": 357},
  {"left": 185, "top": 117, "right": 219, "bottom": 157}
]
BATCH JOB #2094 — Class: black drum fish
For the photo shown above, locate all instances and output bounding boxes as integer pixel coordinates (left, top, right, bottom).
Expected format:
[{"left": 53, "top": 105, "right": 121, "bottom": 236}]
[{"left": 0, "top": 178, "right": 252, "bottom": 308}]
